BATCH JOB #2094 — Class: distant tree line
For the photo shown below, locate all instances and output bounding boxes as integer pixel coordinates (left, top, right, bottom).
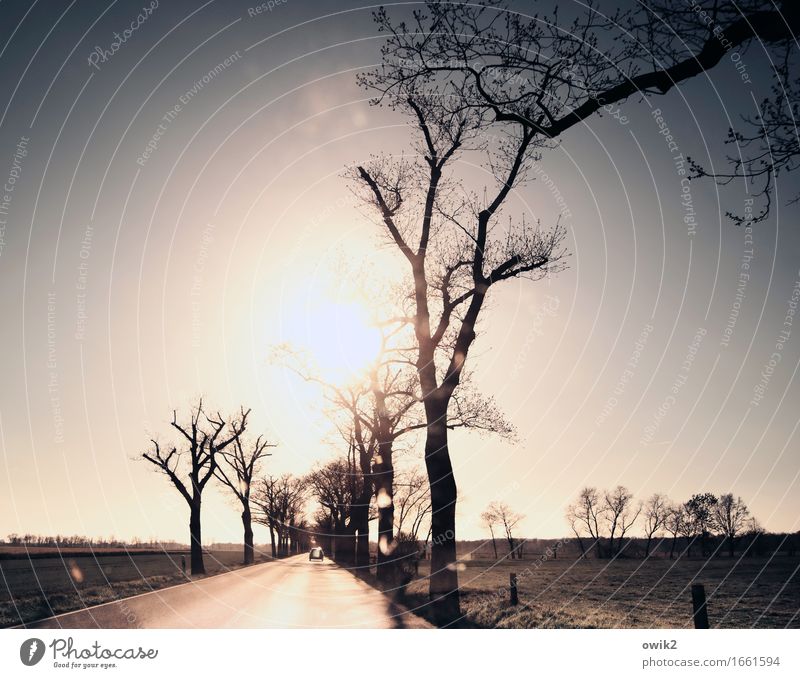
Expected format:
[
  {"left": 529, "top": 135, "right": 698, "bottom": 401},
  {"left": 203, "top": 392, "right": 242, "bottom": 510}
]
[
  {"left": 2, "top": 534, "right": 186, "bottom": 549},
  {"left": 566, "top": 486, "right": 772, "bottom": 559}
]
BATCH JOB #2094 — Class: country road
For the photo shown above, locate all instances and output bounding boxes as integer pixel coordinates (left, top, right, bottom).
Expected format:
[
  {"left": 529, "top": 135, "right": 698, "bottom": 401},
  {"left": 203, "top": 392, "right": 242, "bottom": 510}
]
[{"left": 20, "top": 555, "right": 431, "bottom": 629}]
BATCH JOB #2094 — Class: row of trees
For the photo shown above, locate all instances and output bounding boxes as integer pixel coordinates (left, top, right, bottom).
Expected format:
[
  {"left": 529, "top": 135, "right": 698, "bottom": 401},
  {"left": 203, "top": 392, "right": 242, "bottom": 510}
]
[
  {"left": 567, "top": 487, "right": 757, "bottom": 559},
  {"left": 142, "top": 399, "right": 317, "bottom": 573},
  {"left": 141, "top": 398, "right": 435, "bottom": 577},
  {"left": 1, "top": 534, "right": 185, "bottom": 549},
  {"left": 332, "top": 0, "right": 798, "bottom": 623},
  {"left": 144, "top": 0, "right": 798, "bottom": 623}
]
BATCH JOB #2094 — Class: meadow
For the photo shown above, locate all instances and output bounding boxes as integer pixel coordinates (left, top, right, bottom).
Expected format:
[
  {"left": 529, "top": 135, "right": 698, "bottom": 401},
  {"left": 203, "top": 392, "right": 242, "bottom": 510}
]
[
  {"left": 403, "top": 555, "right": 800, "bottom": 629},
  {"left": 0, "top": 548, "right": 251, "bottom": 627}
]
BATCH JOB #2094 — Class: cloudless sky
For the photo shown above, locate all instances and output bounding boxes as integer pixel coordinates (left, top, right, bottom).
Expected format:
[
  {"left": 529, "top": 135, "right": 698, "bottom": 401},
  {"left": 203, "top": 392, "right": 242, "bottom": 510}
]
[{"left": 0, "top": 0, "right": 798, "bottom": 545}]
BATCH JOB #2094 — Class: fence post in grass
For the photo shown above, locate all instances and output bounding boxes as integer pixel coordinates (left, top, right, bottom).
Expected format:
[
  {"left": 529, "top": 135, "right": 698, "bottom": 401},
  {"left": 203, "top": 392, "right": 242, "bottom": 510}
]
[
  {"left": 509, "top": 573, "right": 518, "bottom": 606},
  {"left": 691, "top": 583, "right": 709, "bottom": 629}
]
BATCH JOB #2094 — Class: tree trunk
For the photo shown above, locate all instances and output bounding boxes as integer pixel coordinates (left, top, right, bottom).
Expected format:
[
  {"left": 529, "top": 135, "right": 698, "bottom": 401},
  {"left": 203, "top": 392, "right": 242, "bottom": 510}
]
[
  {"left": 242, "top": 507, "right": 254, "bottom": 565},
  {"left": 669, "top": 535, "right": 676, "bottom": 559},
  {"left": 424, "top": 398, "right": 460, "bottom": 624},
  {"left": 645, "top": 535, "right": 652, "bottom": 558},
  {"left": 728, "top": 535, "right": 735, "bottom": 558},
  {"left": 374, "top": 439, "right": 395, "bottom": 582},
  {"left": 268, "top": 523, "right": 276, "bottom": 559},
  {"left": 352, "top": 496, "right": 371, "bottom": 569},
  {"left": 189, "top": 498, "right": 205, "bottom": 575},
  {"left": 336, "top": 524, "right": 356, "bottom": 566}
]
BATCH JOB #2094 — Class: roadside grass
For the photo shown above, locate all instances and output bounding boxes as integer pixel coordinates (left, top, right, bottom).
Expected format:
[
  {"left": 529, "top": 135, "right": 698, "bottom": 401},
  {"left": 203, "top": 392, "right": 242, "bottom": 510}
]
[
  {"left": 401, "top": 556, "right": 800, "bottom": 629},
  {"left": 0, "top": 549, "right": 258, "bottom": 627}
]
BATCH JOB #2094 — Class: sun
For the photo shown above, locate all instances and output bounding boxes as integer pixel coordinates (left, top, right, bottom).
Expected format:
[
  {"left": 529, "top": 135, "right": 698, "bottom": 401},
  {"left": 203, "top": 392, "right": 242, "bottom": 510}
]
[{"left": 284, "top": 298, "right": 382, "bottom": 383}]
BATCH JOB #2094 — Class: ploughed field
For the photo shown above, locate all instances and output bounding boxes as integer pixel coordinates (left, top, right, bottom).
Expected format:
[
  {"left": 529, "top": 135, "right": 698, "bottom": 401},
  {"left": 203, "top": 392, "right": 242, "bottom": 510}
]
[
  {"left": 404, "top": 555, "right": 800, "bottom": 629},
  {"left": 0, "top": 548, "right": 248, "bottom": 627}
]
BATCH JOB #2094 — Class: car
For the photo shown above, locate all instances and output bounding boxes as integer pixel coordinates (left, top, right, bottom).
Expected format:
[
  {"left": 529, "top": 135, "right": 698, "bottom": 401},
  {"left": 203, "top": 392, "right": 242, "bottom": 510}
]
[{"left": 309, "top": 547, "right": 324, "bottom": 562}]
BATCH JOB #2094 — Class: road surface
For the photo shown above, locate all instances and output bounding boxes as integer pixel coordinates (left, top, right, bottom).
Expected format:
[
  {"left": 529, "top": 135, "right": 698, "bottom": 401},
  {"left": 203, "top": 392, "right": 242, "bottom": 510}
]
[{"left": 22, "top": 555, "right": 431, "bottom": 629}]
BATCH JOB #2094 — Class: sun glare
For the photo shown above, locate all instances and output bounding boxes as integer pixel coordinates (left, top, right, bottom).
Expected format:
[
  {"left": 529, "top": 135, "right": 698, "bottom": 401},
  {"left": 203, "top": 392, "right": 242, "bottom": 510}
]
[{"left": 285, "top": 299, "right": 382, "bottom": 382}]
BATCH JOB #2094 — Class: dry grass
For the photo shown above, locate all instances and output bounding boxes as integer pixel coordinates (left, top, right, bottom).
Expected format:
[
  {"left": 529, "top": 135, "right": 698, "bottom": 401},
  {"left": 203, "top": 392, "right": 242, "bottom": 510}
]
[
  {"left": 0, "top": 549, "right": 254, "bottom": 627},
  {"left": 403, "top": 555, "right": 800, "bottom": 629}
]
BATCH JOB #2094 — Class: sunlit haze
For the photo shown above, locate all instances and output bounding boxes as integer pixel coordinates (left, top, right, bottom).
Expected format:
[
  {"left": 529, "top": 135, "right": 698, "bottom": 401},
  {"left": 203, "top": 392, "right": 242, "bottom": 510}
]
[{"left": 0, "top": 0, "right": 798, "bottom": 550}]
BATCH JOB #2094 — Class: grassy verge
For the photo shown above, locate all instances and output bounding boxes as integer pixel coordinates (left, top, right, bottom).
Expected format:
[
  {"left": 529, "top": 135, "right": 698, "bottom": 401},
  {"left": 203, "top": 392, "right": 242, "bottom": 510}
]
[
  {"left": 400, "top": 555, "right": 800, "bottom": 629},
  {"left": 0, "top": 550, "right": 259, "bottom": 627}
]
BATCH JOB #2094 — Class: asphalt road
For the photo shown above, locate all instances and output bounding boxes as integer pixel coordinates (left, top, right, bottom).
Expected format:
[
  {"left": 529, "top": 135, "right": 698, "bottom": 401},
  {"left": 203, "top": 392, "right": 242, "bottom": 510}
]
[{"left": 22, "top": 555, "right": 431, "bottom": 629}]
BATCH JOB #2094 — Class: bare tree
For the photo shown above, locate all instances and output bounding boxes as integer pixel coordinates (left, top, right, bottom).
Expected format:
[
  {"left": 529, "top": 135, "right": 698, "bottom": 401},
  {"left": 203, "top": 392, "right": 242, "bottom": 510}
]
[
  {"left": 712, "top": 493, "right": 750, "bottom": 557},
  {"left": 215, "top": 426, "right": 275, "bottom": 565},
  {"left": 642, "top": 493, "right": 670, "bottom": 558},
  {"left": 664, "top": 503, "right": 687, "bottom": 560},
  {"left": 484, "top": 501, "right": 525, "bottom": 559},
  {"left": 394, "top": 467, "right": 432, "bottom": 543},
  {"left": 603, "top": 486, "right": 641, "bottom": 558},
  {"left": 481, "top": 507, "right": 500, "bottom": 560},
  {"left": 566, "top": 487, "right": 605, "bottom": 558},
  {"left": 142, "top": 400, "right": 247, "bottom": 574},
  {"left": 355, "top": 47, "right": 564, "bottom": 625},
  {"left": 252, "top": 474, "right": 306, "bottom": 559}
]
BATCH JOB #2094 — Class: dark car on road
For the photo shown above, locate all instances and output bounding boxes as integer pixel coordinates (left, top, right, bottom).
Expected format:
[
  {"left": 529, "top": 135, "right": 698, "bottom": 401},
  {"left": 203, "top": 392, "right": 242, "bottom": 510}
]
[{"left": 309, "top": 547, "right": 324, "bottom": 562}]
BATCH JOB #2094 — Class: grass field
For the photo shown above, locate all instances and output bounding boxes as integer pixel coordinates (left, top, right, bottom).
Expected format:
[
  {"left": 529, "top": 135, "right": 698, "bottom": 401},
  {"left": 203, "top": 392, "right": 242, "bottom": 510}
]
[
  {"left": 403, "top": 555, "right": 800, "bottom": 629},
  {"left": 0, "top": 548, "right": 253, "bottom": 627}
]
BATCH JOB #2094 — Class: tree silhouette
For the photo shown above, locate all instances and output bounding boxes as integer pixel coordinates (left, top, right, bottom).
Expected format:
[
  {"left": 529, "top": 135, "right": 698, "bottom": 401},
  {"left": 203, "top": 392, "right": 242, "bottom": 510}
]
[
  {"left": 483, "top": 501, "right": 525, "bottom": 559},
  {"left": 685, "top": 493, "right": 719, "bottom": 557},
  {"left": 214, "top": 426, "right": 274, "bottom": 565},
  {"left": 252, "top": 474, "right": 306, "bottom": 559},
  {"left": 356, "top": 0, "right": 799, "bottom": 619},
  {"left": 642, "top": 493, "right": 670, "bottom": 558},
  {"left": 712, "top": 493, "right": 750, "bottom": 557},
  {"left": 142, "top": 400, "right": 247, "bottom": 574},
  {"left": 567, "top": 487, "right": 605, "bottom": 558},
  {"left": 603, "top": 486, "right": 641, "bottom": 557},
  {"left": 481, "top": 508, "right": 500, "bottom": 560}
]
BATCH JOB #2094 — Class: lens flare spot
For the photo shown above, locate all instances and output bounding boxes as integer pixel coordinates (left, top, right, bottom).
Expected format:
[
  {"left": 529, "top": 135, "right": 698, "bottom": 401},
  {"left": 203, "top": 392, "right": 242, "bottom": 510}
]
[
  {"left": 376, "top": 488, "right": 392, "bottom": 509},
  {"left": 69, "top": 560, "right": 84, "bottom": 583}
]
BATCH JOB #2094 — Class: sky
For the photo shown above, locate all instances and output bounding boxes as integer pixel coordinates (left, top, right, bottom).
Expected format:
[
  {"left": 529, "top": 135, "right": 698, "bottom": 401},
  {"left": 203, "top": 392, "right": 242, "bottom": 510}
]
[{"left": 0, "top": 0, "right": 798, "bottom": 545}]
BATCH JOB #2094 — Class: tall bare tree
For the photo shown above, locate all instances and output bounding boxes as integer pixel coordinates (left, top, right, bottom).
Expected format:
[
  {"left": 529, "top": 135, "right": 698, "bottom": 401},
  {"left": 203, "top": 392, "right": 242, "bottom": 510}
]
[
  {"left": 355, "top": 54, "right": 564, "bottom": 625},
  {"left": 603, "top": 486, "right": 641, "bottom": 557},
  {"left": 142, "top": 400, "right": 247, "bottom": 574},
  {"left": 712, "top": 493, "right": 750, "bottom": 557},
  {"left": 566, "top": 487, "right": 605, "bottom": 558},
  {"left": 215, "top": 427, "right": 275, "bottom": 565},
  {"left": 642, "top": 493, "right": 670, "bottom": 558}
]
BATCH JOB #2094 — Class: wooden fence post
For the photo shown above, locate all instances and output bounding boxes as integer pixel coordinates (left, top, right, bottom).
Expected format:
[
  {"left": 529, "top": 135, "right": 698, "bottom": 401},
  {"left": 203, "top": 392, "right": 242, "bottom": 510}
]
[
  {"left": 509, "top": 573, "right": 518, "bottom": 606},
  {"left": 691, "top": 583, "right": 709, "bottom": 629}
]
